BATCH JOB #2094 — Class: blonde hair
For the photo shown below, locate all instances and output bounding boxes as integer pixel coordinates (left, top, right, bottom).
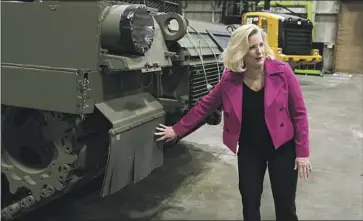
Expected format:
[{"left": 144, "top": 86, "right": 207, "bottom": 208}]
[{"left": 222, "top": 24, "right": 275, "bottom": 73}]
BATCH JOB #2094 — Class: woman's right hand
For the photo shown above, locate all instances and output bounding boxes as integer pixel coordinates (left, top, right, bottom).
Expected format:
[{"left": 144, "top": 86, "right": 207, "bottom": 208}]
[{"left": 154, "top": 124, "right": 177, "bottom": 142}]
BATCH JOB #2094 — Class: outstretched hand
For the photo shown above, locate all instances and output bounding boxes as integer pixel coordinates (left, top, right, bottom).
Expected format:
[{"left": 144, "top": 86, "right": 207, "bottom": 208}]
[{"left": 154, "top": 124, "right": 177, "bottom": 142}]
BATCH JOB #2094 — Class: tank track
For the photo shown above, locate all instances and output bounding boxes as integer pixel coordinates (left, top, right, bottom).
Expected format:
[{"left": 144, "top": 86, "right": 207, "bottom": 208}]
[{"left": 1, "top": 106, "right": 108, "bottom": 220}]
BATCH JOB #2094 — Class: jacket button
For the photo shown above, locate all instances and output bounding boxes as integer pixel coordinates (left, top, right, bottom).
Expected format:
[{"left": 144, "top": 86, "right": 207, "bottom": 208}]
[
  {"left": 226, "top": 128, "right": 230, "bottom": 132},
  {"left": 280, "top": 123, "right": 284, "bottom": 127},
  {"left": 280, "top": 106, "right": 284, "bottom": 111},
  {"left": 224, "top": 112, "right": 229, "bottom": 117}
]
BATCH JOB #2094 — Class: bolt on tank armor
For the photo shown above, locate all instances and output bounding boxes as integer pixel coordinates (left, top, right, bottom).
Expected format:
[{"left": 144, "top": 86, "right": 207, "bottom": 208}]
[{"left": 1, "top": 0, "right": 231, "bottom": 220}]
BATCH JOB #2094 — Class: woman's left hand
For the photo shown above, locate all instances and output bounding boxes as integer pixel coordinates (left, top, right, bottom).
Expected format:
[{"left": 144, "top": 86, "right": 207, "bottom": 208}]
[{"left": 294, "top": 157, "right": 312, "bottom": 180}]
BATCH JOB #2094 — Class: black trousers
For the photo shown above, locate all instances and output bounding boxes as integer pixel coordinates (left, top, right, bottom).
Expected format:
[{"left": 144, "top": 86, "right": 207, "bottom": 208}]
[{"left": 237, "top": 139, "right": 298, "bottom": 221}]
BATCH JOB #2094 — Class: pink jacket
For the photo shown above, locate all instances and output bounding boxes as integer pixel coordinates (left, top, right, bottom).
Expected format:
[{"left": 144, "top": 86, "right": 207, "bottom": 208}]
[{"left": 172, "top": 59, "right": 310, "bottom": 157}]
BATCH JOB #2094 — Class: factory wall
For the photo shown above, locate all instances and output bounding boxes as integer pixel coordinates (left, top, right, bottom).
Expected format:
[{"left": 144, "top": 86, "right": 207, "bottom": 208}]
[
  {"left": 180, "top": 0, "right": 222, "bottom": 23},
  {"left": 314, "top": 0, "right": 339, "bottom": 73},
  {"left": 180, "top": 0, "right": 361, "bottom": 74},
  {"left": 333, "top": 1, "right": 363, "bottom": 74}
]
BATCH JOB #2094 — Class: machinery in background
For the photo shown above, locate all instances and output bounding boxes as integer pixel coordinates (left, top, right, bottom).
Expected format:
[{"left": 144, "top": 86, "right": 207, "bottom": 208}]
[
  {"left": 1, "top": 1, "right": 230, "bottom": 220},
  {"left": 241, "top": 10, "right": 323, "bottom": 73},
  {"left": 219, "top": 0, "right": 323, "bottom": 76},
  {"left": 219, "top": 0, "right": 260, "bottom": 25},
  {"left": 257, "top": 0, "right": 324, "bottom": 76}
]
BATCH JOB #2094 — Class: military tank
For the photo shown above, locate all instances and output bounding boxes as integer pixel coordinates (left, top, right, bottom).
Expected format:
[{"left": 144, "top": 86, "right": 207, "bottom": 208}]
[{"left": 1, "top": 0, "right": 231, "bottom": 220}]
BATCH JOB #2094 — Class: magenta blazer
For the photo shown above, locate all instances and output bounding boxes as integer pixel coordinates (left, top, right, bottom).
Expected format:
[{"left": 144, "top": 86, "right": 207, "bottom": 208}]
[{"left": 172, "top": 59, "right": 310, "bottom": 157}]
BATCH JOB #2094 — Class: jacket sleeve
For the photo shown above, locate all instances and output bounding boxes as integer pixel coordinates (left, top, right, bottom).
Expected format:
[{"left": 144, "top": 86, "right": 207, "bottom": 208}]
[
  {"left": 172, "top": 71, "right": 226, "bottom": 138},
  {"left": 285, "top": 64, "right": 310, "bottom": 157}
]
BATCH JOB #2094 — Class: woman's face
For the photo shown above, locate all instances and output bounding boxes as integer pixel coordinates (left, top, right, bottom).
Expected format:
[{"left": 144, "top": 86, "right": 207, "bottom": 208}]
[{"left": 244, "top": 33, "right": 265, "bottom": 70}]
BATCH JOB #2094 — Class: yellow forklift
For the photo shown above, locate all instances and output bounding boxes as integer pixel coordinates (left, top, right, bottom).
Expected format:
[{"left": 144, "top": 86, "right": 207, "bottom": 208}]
[{"left": 219, "top": 0, "right": 323, "bottom": 75}]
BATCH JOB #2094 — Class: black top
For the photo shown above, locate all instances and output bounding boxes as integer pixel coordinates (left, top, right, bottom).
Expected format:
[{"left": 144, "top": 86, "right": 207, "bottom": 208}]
[{"left": 239, "top": 82, "right": 273, "bottom": 148}]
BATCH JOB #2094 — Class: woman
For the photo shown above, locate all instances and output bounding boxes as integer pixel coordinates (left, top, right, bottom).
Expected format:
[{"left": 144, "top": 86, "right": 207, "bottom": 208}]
[{"left": 154, "top": 24, "right": 312, "bottom": 221}]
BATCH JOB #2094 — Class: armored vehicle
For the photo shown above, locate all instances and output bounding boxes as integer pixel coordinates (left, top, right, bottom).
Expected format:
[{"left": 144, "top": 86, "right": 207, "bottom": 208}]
[{"left": 1, "top": 0, "right": 231, "bottom": 220}]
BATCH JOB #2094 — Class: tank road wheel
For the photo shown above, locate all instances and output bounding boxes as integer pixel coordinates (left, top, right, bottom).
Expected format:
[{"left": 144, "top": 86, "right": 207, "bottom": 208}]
[{"left": 1, "top": 107, "right": 79, "bottom": 219}]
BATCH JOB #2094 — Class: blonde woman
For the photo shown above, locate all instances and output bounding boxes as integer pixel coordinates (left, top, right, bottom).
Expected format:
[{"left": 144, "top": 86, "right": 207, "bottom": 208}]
[{"left": 155, "top": 24, "right": 312, "bottom": 221}]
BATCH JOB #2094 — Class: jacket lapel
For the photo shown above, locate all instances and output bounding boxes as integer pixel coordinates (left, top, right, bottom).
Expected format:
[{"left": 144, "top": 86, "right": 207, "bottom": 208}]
[
  {"left": 264, "top": 60, "right": 284, "bottom": 108},
  {"left": 223, "top": 72, "right": 243, "bottom": 123}
]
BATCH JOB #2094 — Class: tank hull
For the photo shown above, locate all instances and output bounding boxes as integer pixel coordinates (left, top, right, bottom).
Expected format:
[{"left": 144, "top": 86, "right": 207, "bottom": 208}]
[{"left": 1, "top": 1, "right": 231, "bottom": 220}]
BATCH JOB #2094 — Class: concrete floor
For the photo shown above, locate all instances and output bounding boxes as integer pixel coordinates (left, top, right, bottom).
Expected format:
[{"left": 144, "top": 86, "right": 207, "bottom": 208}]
[{"left": 17, "top": 73, "right": 363, "bottom": 221}]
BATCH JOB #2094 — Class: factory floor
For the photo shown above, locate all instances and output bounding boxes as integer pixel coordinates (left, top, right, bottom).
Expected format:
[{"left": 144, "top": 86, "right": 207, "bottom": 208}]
[{"left": 18, "top": 73, "right": 363, "bottom": 221}]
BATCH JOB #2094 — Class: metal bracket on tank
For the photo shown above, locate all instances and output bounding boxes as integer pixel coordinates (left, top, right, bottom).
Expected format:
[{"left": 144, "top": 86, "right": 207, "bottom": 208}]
[
  {"left": 76, "top": 69, "right": 91, "bottom": 120},
  {"left": 154, "top": 12, "right": 189, "bottom": 42}
]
